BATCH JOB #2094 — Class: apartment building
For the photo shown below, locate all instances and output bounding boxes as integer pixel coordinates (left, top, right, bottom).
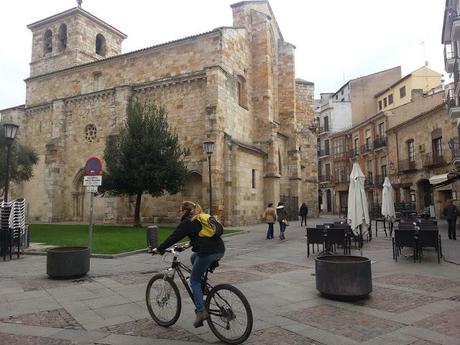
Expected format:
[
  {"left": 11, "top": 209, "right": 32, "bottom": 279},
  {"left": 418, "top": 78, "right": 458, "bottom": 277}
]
[
  {"left": 318, "top": 68, "right": 401, "bottom": 213},
  {"left": 323, "top": 67, "right": 445, "bottom": 216},
  {"left": 443, "top": 0, "right": 460, "bottom": 169}
]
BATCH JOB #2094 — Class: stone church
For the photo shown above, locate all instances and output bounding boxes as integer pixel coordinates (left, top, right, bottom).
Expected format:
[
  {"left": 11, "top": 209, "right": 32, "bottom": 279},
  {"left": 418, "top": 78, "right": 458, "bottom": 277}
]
[{"left": 1, "top": 1, "right": 318, "bottom": 225}]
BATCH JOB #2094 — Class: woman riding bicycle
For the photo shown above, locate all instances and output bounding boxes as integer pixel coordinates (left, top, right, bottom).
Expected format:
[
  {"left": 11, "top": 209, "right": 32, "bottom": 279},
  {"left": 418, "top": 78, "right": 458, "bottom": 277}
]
[{"left": 155, "top": 201, "right": 225, "bottom": 328}]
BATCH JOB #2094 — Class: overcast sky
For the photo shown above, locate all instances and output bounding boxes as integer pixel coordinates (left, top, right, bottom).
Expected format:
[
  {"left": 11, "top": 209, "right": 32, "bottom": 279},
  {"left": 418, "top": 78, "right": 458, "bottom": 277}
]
[{"left": 0, "top": 0, "right": 446, "bottom": 109}]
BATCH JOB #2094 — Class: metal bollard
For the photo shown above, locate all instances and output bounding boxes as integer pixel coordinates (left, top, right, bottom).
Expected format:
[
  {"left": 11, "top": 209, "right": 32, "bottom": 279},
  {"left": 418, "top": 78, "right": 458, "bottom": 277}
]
[{"left": 146, "top": 225, "right": 158, "bottom": 249}]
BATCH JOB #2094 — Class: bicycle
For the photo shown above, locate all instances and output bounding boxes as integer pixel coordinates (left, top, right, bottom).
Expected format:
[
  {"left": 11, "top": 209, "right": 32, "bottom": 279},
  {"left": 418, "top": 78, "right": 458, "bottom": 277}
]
[{"left": 146, "top": 245, "right": 253, "bottom": 345}]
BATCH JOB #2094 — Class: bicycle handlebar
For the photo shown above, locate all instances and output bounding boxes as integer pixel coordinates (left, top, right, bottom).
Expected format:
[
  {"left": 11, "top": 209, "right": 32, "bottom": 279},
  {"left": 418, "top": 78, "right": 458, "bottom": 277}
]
[{"left": 150, "top": 244, "right": 189, "bottom": 256}]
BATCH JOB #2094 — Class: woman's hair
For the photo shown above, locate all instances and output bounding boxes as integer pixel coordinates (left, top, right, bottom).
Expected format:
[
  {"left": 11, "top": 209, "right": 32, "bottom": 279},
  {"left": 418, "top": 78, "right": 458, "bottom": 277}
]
[
  {"left": 268, "top": 203, "right": 273, "bottom": 207},
  {"left": 181, "top": 201, "right": 203, "bottom": 219}
]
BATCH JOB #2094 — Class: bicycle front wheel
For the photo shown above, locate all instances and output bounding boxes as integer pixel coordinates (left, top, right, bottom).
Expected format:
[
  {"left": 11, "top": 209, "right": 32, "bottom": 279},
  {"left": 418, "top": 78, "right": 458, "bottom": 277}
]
[
  {"left": 145, "top": 273, "right": 181, "bottom": 327},
  {"left": 206, "top": 284, "right": 253, "bottom": 344}
]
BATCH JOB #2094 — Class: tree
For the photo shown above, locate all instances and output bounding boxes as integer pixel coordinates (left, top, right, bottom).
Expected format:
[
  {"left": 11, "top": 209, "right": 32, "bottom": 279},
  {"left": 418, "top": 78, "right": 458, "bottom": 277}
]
[
  {"left": 102, "top": 100, "right": 189, "bottom": 226},
  {"left": 0, "top": 125, "right": 39, "bottom": 189}
]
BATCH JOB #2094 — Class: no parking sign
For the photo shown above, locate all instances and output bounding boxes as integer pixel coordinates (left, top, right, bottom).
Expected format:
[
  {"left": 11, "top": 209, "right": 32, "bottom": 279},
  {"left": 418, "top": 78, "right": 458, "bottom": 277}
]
[{"left": 84, "top": 157, "right": 102, "bottom": 176}]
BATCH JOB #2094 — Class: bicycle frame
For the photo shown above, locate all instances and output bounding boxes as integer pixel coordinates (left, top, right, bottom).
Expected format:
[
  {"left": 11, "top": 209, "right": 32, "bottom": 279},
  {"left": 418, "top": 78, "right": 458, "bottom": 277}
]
[{"left": 161, "top": 251, "right": 196, "bottom": 303}]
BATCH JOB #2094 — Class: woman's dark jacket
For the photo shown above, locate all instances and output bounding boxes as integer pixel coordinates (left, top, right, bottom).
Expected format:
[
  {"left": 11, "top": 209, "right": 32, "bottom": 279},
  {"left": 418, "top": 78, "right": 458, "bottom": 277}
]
[
  {"left": 299, "top": 204, "right": 308, "bottom": 216},
  {"left": 158, "top": 215, "right": 225, "bottom": 256}
]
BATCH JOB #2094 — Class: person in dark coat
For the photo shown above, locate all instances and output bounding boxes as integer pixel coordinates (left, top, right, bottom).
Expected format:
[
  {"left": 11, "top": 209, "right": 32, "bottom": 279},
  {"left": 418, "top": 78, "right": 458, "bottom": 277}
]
[
  {"left": 299, "top": 202, "right": 308, "bottom": 226},
  {"left": 443, "top": 199, "right": 458, "bottom": 240},
  {"left": 276, "top": 202, "right": 288, "bottom": 240}
]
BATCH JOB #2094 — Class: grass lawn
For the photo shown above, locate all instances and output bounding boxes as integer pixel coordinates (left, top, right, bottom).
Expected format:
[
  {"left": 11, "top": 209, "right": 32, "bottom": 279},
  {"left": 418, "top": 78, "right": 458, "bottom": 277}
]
[{"left": 29, "top": 224, "right": 240, "bottom": 255}]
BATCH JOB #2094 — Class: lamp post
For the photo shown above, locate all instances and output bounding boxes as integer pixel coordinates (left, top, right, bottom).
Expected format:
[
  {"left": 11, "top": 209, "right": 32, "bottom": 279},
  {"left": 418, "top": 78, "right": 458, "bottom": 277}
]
[
  {"left": 203, "top": 139, "right": 215, "bottom": 215},
  {"left": 3, "top": 123, "right": 19, "bottom": 202}
]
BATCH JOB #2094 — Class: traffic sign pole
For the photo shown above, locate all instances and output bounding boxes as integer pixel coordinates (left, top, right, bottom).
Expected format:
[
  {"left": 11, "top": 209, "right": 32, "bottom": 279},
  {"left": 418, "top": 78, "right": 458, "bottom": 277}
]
[{"left": 89, "top": 192, "right": 94, "bottom": 253}]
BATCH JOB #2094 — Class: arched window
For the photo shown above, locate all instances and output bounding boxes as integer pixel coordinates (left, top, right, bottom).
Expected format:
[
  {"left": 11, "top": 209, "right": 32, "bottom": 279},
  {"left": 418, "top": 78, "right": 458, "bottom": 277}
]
[
  {"left": 44, "top": 29, "right": 53, "bottom": 53},
  {"left": 58, "top": 24, "right": 67, "bottom": 51},
  {"left": 95, "top": 34, "right": 106, "bottom": 56}
]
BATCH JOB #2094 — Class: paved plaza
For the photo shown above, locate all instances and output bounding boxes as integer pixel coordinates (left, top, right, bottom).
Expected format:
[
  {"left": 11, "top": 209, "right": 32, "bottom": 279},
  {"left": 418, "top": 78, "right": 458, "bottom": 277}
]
[{"left": 1, "top": 217, "right": 460, "bottom": 345}]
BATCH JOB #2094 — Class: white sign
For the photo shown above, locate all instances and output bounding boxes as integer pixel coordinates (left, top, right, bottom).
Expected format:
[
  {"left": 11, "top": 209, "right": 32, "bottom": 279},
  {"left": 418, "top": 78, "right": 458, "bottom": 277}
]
[
  {"left": 83, "top": 175, "right": 102, "bottom": 186},
  {"left": 86, "top": 186, "right": 98, "bottom": 193}
]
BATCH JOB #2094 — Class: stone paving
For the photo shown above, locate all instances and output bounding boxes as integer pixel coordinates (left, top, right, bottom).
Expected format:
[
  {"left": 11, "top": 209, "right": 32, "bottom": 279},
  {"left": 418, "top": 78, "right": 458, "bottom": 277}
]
[{"left": 1, "top": 216, "right": 460, "bottom": 345}]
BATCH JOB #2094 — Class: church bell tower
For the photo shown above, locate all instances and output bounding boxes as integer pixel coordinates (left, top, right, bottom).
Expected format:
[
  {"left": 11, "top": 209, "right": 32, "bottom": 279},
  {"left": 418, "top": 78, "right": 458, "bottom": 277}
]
[{"left": 27, "top": 1, "right": 127, "bottom": 77}]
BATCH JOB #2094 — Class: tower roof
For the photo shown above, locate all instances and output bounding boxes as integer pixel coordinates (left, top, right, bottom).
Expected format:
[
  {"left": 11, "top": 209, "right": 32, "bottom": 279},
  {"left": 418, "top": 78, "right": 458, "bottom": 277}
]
[{"left": 27, "top": 6, "right": 127, "bottom": 39}]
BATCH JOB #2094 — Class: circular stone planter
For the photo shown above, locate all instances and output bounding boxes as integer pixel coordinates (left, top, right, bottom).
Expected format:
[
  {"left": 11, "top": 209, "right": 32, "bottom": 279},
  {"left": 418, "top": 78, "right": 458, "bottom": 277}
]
[
  {"left": 46, "top": 246, "right": 90, "bottom": 279},
  {"left": 315, "top": 255, "right": 372, "bottom": 301}
]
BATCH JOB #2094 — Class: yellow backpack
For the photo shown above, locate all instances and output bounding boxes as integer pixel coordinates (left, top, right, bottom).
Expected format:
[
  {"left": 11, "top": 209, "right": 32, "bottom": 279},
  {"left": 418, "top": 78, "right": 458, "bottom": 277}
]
[{"left": 196, "top": 213, "right": 224, "bottom": 238}]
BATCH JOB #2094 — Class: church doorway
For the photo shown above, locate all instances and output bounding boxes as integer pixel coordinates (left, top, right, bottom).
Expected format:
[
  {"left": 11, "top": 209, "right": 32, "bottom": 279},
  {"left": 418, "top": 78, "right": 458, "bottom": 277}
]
[{"left": 72, "top": 169, "right": 85, "bottom": 221}]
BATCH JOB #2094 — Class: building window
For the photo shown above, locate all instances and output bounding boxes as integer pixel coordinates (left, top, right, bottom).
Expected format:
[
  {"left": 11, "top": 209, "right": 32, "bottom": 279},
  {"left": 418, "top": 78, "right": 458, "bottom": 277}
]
[
  {"left": 85, "top": 124, "right": 97, "bottom": 142},
  {"left": 237, "top": 75, "right": 248, "bottom": 109},
  {"left": 388, "top": 94, "right": 393, "bottom": 104},
  {"left": 325, "top": 139, "right": 330, "bottom": 155},
  {"left": 252, "top": 169, "right": 256, "bottom": 188},
  {"left": 44, "top": 29, "right": 53, "bottom": 53},
  {"left": 433, "top": 137, "right": 442, "bottom": 159},
  {"left": 378, "top": 122, "right": 385, "bottom": 137},
  {"left": 278, "top": 151, "right": 282, "bottom": 175},
  {"left": 365, "top": 129, "right": 371, "bottom": 149},
  {"left": 354, "top": 137, "right": 359, "bottom": 155},
  {"left": 325, "top": 163, "right": 331, "bottom": 179},
  {"left": 381, "top": 165, "right": 387, "bottom": 177},
  {"left": 95, "top": 34, "right": 106, "bottom": 56},
  {"left": 400, "top": 86, "right": 406, "bottom": 98},
  {"left": 410, "top": 190, "right": 416, "bottom": 203},
  {"left": 323, "top": 116, "right": 329, "bottom": 131},
  {"left": 407, "top": 139, "right": 415, "bottom": 161},
  {"left": 383, "top": 97, "right": 387, "bottom": 108},
  {"left": 58, "top": 24, "right": 67, "bottom": 51},
  {"left": 378, "top": 100, "right": 382, "bottom": 110}
]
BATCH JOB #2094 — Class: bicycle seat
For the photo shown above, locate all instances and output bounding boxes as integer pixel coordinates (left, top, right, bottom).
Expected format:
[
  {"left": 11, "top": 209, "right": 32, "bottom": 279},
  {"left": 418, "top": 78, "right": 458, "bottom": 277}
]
[{"left": 208, "top": 260, "right": 220, "bottom": 273}]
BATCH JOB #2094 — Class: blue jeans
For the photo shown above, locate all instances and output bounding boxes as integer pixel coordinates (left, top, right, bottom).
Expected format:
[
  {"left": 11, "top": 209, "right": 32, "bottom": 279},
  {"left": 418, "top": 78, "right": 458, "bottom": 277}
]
[
  {"left": 279, "top": 221, "right": 286, "bottom": 234},
  {"left": 190, "top": 252, "right": 224, "bottom": 311},
  {"left": 266, "top": 223, "right": 274, "bottom": 238}
]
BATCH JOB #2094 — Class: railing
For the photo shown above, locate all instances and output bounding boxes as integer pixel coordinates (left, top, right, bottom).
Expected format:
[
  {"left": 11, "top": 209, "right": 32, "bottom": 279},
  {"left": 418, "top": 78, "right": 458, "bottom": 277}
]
[
  {"left": 318, "top": 126, "right": 330, "bottom": 134},
  {"left": 319, "top": 174, "right": 331, "bottom": 183},
  {"left": 333, "top": 171, "right": 350, "bottom": 184},
  {"left": 421, "top": 152, "right": 447, "bottom": 168},
  {"left": 364, "top": 174, "right": 374, "bottom": 187},
  {"left": 374, "top": 175, "right": 385, "bottom": 186},
  {"left": 360, "top": 142, "right": 373, "bottom": 154},
  {"left": 398, "top": 159, "right": 417, "bottom": 172},
  {"left": 448, "top": 137, "right": 460, "bottom": 162},
  {"left": 318, "top": 148, "right": 330, "bottom": 157},
  {"left": 333, "top": 150, "right": 348, "bottom": 160},
  {"left": 350, "top": 148, "right": 359, "bottom": 157},
  {"left": 373, "top": 136, "right": 387, "bottom": 149}
]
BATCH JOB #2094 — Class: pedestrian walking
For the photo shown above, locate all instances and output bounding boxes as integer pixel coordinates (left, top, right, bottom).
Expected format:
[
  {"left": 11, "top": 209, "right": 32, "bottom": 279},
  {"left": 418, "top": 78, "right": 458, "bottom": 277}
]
[
  {"left": 276, "top": 202, "right": 288, "bottom": 240},
  {"left": 262, "top": 203, "right": 277, "bottom": 239},
  {"left": 299, "top": 202, "right": 308, "bottom": 227},
  {"left": 443, "top": 199, "right": 458, "bottom": 240}
]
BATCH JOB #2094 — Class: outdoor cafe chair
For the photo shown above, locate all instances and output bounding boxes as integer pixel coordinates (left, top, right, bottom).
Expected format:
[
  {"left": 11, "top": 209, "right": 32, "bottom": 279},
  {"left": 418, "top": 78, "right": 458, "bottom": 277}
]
[
  {"left": 326, "top": 227, "right": 350, "bottom": 255},
  {"left": 392, "top": 229, "right": 417, "bottom": 262},
  {"left": 417, "top": 230, "right": 442, "bottom": 263},
  {"left": 306, "top": 227, "right": 325, "bottom": 257}
]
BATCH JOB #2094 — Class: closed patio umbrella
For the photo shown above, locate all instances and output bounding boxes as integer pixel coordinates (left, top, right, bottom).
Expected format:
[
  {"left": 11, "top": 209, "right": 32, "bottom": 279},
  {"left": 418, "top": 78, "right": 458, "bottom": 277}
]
[
  {"left": 347, "top": 162, "right": 370, "bottom": 237},
  {"left": 381, "top": 177, "right": 396, "bottom": 219}
]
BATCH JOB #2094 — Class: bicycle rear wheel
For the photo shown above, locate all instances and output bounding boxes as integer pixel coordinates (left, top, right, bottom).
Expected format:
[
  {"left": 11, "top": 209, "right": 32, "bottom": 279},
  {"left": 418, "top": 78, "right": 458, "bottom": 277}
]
[
  {"left": 145, "top": 273, "right": 181, "bottom": 327},
  {"left": 206, "top": 284, "right": 253, "bottom": 344}
]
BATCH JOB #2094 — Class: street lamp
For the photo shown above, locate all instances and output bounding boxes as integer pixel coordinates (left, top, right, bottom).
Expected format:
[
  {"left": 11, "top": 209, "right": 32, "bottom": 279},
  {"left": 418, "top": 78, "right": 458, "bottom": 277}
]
[
  {"left": 3, "top": 123, "right": 19, "bottom": 202},
  {"left": 203, "top": 139, "right": 215, "bottom": 215}
]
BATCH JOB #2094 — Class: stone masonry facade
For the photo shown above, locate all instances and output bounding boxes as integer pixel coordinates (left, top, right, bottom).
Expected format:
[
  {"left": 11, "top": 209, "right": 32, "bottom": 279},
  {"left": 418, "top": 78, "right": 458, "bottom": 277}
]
[{"left": 1, "top": 1, "right": 318, "bottom": 225}]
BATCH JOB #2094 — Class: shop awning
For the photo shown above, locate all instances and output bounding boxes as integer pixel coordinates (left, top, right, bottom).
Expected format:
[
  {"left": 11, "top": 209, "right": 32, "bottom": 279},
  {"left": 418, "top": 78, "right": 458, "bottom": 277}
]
[
  {"left": 429, "top": 173, "right": 449, "bottom": 185},
  {"left": 430, "top": 172, "right": 460, "bottom": 188}
]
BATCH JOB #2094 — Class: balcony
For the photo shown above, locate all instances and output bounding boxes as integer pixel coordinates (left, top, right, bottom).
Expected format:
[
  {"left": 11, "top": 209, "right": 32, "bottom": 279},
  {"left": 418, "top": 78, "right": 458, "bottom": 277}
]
[
  {"left": 349, "top": 148, "right": 359, "bottom": 158},
  {"left": 333, "top": 171, "right": 350, "bottom": 184},
  {"left": 444, "top": 46, "right": 456, "bottom": 73},
  {"left": 398, "top": 159, "right": 417, "bottom": 172},
  {"left": 421, "top": 152, "right": 447, "bottom": 168},
  {"left": 318, "top": 126, "right": 330, "bottom": 135},
  {"left": 318, "top": 148, "right": 330, "bottom": 158},
  {"left": 360, "top": 142, "right": 373, "bottom": 155},
  {"left": 333, "top": 151, "right": 349, "bottom": 161},
  {"left": 447, "top": 89, "right": 460, "bottom": 119},
  {"left": 374, "top": 175, "right": 385, "bottom": 186},
  {"left": 364, "top": 174, "right": 374, "bottom": 187},
  {"left": 319, "top": 174, "right": 331, "bottom": 183},
  {"left": 449, "top": 137, "right": 460, "bottom": 167},
  {"left": 373, "top": 136, "right": 387, "bottom": 150},
  {"left": 452, "top": 15, "right": 460, "bottom": 42}
]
